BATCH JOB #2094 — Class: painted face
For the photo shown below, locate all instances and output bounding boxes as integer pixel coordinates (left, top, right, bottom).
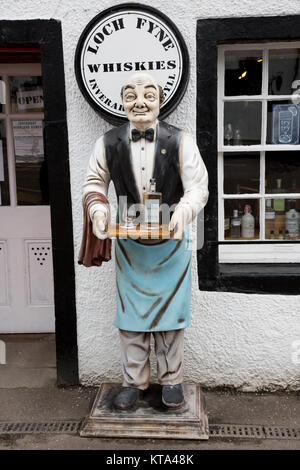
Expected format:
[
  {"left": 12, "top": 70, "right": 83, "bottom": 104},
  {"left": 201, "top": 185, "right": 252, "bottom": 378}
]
[{"left": 122, "top": 73, "right": 161, "bottom": 129}]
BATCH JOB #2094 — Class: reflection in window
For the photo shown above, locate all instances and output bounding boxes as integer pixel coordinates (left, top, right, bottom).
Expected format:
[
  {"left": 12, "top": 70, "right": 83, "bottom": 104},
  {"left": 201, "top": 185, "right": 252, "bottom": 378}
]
[
  {"left": 224, "top": 153, "right": 260, "bottom": 194},
  {"left": 0, "top": 121, "right": 10, "bottom": 205},
  {"left": 224, "top": 199, "right": 259, "bottom": 240},
  {"left": 9, "top": 76, "right": 43, "bottom": 114},
  {"left": 225, "top": 50, "right": 263, "bottom": 96},
  {"left": 13, "top": 120, "right": 49, "bottom": 205},
  {"left": 224, "top": 101, "right": 262, "bottom": 145},
  {"left": 269, "top": 49, "right": 300, "bottom": 95}
]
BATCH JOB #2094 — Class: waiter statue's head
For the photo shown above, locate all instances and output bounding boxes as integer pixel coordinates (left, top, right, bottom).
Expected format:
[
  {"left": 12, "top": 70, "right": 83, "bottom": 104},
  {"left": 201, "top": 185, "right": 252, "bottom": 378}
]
[{"left": 121, "top": 73, "right": 164, "bottom": 130}]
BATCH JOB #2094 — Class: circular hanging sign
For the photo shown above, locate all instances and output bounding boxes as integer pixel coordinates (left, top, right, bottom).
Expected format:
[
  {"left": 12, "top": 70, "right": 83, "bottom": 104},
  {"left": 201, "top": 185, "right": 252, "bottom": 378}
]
[{"left": 75, "top": 3, "right": 189, "bottom": 125}]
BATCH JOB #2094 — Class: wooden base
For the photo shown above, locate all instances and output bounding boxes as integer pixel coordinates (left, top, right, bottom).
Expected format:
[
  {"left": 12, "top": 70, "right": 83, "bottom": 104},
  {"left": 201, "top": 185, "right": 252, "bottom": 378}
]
[
  {"left": 80, "top": 383, "right": 209, "bottom": 440},
  {"left": 107, "top": 223, "right": 173, "bottom": 239}
]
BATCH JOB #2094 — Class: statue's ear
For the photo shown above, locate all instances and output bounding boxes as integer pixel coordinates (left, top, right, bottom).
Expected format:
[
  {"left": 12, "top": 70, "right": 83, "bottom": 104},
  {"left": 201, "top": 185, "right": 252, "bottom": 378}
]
[{"left": 158, "top": 85, "right": 165, "bottom": 107}]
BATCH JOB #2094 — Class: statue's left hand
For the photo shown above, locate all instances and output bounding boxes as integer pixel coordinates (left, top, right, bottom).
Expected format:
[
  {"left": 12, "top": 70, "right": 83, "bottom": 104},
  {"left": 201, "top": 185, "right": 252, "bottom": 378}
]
[
  {"left": 169, "top": 206, "right": 191, "bottom": 240},
  {"left": 92, "top": 210, "right": 108, "bottom": 240}
]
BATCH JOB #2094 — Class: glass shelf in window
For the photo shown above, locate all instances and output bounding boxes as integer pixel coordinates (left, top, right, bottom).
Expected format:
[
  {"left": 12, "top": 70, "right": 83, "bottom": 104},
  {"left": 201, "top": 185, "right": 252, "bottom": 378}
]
[
  {"left": 0, "top": 120, "right": 10, "bottom": 206},
  {"left": 224, "top": 152, "right": 260, "bottom": 194},
  {"left": 225, "top": 50, "right": 263, "bottom": 96},
  {"left": 265, "top": 151, "right": 300, "bottom": 193},
  {"left": 224, "top": 101, "right": 262, "bottom": 146},
  {"left": 9, "top": 76, "right": 43, "bottom": 114},
  {"left": 224, "top": 199, "right": 259, "bottom": 240},
  {"left": 268, "top": 49, "right": 300, "bottom": 95}
]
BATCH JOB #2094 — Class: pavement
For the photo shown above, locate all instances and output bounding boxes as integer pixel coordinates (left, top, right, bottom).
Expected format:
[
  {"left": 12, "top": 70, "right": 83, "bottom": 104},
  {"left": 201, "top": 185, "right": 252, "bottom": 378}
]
[{"left": 0, "top": 334, "right": 299, "bottom": 450}]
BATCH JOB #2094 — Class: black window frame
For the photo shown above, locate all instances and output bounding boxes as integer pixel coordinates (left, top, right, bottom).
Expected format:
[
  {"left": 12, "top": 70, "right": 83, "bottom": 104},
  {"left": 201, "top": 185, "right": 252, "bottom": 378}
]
[{"left": 197, "top": 15, "right": 300, "bottom": 295}]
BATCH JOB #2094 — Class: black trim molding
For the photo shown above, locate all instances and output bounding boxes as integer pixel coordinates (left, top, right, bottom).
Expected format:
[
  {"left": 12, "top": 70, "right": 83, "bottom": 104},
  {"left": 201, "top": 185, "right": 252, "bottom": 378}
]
[
  {"left": 0, "top": 20, "right": 79, "bottom": 383},
  {"left": 196, "top": 15, "right": 300, "bottom": 295}
]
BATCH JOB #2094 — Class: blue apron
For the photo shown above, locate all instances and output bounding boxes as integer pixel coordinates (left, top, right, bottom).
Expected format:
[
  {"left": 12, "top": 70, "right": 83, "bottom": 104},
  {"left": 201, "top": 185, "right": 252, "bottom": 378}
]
[{"left": 114, "top": 233, "right": 192, "bottom": 332}]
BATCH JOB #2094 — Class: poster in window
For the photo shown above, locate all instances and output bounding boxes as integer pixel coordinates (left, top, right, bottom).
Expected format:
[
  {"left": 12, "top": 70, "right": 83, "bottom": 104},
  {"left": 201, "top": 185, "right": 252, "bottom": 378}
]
[
  {"left": 16, "top": 88, "right": 43, "bottom": 111},
  {"left": 272, "top": 104, "right": 299, "bottom": 145},
  {"left": 12, "top": 120, "right": 44, "bottom": 163}
]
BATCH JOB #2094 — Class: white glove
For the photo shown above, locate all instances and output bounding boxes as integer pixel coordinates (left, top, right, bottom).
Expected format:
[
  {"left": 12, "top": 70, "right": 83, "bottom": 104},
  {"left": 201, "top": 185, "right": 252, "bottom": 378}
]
[
  {"left": 92, "top": 210, "right": 108, "bottom": 240},
  {"left": 169, "top": 205, "right": 192, "bottom": 240}
]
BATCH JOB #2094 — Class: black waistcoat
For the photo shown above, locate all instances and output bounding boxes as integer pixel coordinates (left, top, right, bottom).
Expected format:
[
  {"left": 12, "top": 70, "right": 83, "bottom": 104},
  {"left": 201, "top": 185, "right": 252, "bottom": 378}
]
[{"left": 104, "top": 120, "right": 184, "bottom": 208}]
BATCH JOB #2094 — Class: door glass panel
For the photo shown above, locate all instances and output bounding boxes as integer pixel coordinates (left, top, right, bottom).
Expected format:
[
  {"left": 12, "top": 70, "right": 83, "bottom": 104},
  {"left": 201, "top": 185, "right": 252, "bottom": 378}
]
[
  {"left": 9, "top": 76, "right": 43, "bottom": 114},
  {"left": 268, "top": 49, "right": 300, "bottom": 95},
  {"left": 225, "top": 50, "right": 263, "bottom": 96},
  {"left": 224, "top": 101, "right": 262, "bottom": 145},
  {"left": 224, "top": 152, "right": 260, "bottom": 194},
  {"left": 224, "top": 198, "right": 259, "bottom": 240},
  {"left": 0, "top": 120, "right": 10, "bottom": 206},
  {"left": 12, "top": 119, "right": 49, "bottom": 205}
]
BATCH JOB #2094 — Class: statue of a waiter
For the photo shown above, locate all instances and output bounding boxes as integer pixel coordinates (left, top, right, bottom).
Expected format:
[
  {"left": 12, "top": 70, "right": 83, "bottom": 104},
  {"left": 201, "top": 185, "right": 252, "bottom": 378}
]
[{"left": 80, "top": 72, "right": 208, "bottom": 410}]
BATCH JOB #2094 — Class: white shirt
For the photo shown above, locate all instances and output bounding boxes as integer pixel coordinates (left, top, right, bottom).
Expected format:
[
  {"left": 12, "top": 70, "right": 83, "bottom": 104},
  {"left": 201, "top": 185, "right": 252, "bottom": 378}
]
[{"left": 83, "top": 121, "right": 209, "bottom": 223}]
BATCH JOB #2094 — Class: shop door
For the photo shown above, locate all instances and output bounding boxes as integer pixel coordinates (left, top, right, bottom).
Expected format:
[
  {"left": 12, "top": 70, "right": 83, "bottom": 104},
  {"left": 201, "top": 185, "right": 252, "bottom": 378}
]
[{"left": 0, "top": 62, "right": 55, "bottom": 332}]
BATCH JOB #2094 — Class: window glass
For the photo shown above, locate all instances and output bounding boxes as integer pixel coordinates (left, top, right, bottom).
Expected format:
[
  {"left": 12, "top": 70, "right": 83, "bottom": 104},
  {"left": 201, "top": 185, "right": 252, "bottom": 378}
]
[
  {"left": 224, "top": 199, "right": 259, "bottom": 240},
  {"left": 268, "top": 49, "right": 300, "bottom": 95},
  {"left": 9, "top": 76, "right": 43, "bottom": 114},
  {"left": 225, "top": 50, "right": 263, "bottom": 96},
  {"left": 0, "top": 120, "right": 10, "bottom": 205},
  {"left": 265, "top": 197, "right": 300, "bottom": 240},
  {"left": 265, "top": 151, "right": 300, "bottom": 193},
  {"left": 224, "top": 101, "right": 262, "bottom": 145},
  {"left": 267, "top": 101, "right": 300, "bottom": 144},
  {"left": 13, "top": 119, "right": 48, "bottom": 205},
  {"left": 224, "top": 153, "right": 260, "bottom": 194}
]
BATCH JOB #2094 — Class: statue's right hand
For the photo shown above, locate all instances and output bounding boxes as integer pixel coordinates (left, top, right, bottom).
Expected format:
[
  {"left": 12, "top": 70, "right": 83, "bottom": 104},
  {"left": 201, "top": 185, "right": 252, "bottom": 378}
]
[{"left": 92, "top": 210, "right": 108, "bottom": 240}]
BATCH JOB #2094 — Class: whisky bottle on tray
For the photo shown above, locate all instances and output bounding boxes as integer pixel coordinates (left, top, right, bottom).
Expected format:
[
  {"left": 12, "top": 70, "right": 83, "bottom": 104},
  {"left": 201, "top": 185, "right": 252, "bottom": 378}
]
[{"left": 143, "top": 178, "right": 162, "bottom": 229}]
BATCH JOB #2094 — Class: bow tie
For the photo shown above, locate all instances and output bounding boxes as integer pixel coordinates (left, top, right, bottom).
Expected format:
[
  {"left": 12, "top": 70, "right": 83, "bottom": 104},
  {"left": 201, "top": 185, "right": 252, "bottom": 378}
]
[{"left": 131, "top": 128, "right": 154, "bottom": 142}]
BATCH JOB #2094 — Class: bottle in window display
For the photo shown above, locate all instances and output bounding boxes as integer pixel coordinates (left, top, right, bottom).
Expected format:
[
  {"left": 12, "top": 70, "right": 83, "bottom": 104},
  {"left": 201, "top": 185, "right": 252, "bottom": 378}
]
[
  {"left": 278, "top": 229, "right": 284, "bottom": 240},
  {"left": 285, "top": 200, "right": 299, "bottom": 239},
  {"left": 234, "top": 129, "right": 241, "bottom": 146},
  {"left": 241, "top": 204, "right": 255, "bottom": 238},
  {"left": 265, "top": 198, "right": 275, "bottom": 239},
  {"left": 230, "top": 209, "right": 241, "bottom": 238},
  {"left": 285, "top": 230, "right": 290, "bottom": 240},
  {"left": 269, "top": 230, "right": 275, "bottom": 239},
  {"left": 273, "top": 179, "right": 285, "bottom": 211}
]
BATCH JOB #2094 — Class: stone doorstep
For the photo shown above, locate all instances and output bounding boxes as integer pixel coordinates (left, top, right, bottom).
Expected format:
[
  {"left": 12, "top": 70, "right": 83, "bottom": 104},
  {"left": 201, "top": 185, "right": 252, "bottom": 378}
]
[{"left": 80, "top": 383, "right": 209, "bottom": 440}]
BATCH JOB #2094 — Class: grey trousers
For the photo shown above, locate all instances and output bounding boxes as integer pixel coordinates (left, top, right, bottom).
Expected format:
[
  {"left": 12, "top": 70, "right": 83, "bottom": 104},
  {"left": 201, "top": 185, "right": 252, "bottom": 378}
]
[{"left": 118, "top": 329, "right": 184, "bottom": 390}]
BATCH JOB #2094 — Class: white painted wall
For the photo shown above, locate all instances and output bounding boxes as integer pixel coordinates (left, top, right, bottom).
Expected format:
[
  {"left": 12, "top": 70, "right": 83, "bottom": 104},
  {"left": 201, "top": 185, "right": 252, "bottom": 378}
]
[{"left": 2, "top": 0, "right": 300, "bottom": 390}]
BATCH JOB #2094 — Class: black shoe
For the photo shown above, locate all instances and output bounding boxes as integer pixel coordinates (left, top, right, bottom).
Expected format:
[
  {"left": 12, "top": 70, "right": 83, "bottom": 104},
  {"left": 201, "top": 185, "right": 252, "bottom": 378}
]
[
  {"left": 114, "top": 387, "right": 141, "bottom": 410},
  {"left": 162, "top": 384, "right": 184, "bottom": 408}
]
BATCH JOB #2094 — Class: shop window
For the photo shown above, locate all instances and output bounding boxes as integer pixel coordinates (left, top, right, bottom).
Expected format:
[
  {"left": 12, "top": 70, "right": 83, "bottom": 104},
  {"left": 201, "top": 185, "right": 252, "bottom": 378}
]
[
  {"left": 197, "top": 16, "right": 300, "bottom": 294},
  {"left": 219, "top": 43, "right": 300, "bottom": 263}
]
